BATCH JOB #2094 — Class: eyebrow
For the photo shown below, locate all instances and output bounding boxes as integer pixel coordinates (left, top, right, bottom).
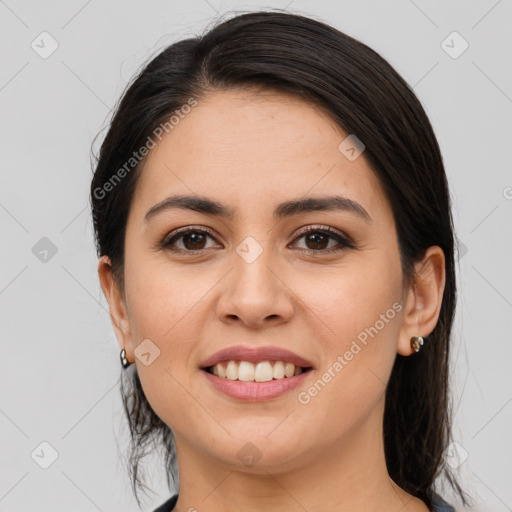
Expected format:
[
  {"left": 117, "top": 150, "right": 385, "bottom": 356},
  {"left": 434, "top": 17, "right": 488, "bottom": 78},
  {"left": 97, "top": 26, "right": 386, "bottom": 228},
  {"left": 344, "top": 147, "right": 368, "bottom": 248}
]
[{"left": 144, "top": 194, "right": 372, "bottom": 224}]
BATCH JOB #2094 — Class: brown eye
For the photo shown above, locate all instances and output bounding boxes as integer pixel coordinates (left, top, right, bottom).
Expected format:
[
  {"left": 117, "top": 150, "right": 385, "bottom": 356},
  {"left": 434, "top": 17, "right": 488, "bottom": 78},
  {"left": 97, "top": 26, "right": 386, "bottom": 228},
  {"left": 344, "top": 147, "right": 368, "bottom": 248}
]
[
  {"left": 162, "top": 228, "right": 219, "bottom": 252},
  {"left": 290, "top": 226, "right": 355, "bottom": 254},
  {"left": 180, "top": 232, "right": 208, "bottom": 250},
  {"left": 160, "top": 225, "right": 355, "bottom": 255},
  {"left": 304, "top": 232, "right": 330, "bottom": 250}
]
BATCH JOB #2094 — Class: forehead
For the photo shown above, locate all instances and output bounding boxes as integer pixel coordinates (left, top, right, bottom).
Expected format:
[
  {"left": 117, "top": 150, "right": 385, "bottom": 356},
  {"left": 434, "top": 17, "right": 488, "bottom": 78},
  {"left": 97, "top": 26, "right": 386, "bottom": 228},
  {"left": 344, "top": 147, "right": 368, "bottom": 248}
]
[{"left": 130, "top": 88, "right": 388, "bottom": 222}]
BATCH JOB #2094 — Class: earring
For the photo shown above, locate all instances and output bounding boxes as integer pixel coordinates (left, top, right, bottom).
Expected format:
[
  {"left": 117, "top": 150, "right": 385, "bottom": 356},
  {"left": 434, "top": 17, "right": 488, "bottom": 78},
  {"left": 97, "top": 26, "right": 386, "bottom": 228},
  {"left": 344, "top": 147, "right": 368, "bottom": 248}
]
[
  {"left": 410, "top": 336, "right": 424, "bottom": 352},
  {"left": 120, "top": 348, "right": 131, "bottom": 368}
]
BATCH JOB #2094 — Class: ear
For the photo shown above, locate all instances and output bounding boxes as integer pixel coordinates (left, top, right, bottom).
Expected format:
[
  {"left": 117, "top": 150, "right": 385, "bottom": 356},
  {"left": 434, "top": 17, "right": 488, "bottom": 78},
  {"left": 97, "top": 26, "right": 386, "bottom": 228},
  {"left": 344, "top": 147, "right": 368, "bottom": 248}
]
[
  {"left": 397, "top": 246, "right": 446, "bottom": 356},
  {"left": 97, "top": 255, "right": 134, "bottom": 363}
]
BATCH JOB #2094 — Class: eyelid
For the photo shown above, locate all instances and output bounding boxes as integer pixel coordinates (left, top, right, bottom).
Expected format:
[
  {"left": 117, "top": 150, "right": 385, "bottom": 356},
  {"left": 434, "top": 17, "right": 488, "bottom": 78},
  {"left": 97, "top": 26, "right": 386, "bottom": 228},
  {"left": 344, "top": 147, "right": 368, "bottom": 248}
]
[{"left": 292, "top": 224, "right": 351, "bottom": 241}]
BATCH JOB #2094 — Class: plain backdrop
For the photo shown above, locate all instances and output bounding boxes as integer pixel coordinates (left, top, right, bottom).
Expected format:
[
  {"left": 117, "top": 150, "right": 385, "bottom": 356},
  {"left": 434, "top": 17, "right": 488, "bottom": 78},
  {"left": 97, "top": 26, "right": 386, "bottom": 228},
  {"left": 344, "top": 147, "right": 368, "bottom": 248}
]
[{"left": 1, "top": 1, "right": 511, "bottom": 511}]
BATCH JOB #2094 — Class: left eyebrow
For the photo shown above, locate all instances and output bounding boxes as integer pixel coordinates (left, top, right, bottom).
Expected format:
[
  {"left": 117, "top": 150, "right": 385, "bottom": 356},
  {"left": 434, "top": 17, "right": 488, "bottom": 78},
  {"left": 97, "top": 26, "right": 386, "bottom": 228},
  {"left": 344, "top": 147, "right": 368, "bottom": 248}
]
[
  {"left": 274, "top": 195, "right": 372, "bottom": 223},
  {"left": 144, "top": 194, "right": 372, "bottom": 224}
]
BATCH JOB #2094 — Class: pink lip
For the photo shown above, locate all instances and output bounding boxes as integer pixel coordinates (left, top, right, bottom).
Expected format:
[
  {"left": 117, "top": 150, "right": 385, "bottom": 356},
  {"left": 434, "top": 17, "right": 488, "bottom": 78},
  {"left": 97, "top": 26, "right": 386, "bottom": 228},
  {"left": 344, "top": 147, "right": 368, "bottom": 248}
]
[
  {"left": 201, "top": 368, "right": 312, "bottom": 401},
  {"left": 198, "top": 344, "right": 314, "bottom": 369}
]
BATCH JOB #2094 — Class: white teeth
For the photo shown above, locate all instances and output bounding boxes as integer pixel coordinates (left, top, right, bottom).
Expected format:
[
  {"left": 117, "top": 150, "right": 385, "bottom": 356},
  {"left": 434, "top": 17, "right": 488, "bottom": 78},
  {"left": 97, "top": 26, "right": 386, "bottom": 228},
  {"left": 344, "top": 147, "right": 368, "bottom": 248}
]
[
  {"left": 273, "top": 361, "right": 285, "bottom": 379},
  {"left": 226, "top": 360, "right": 238, "bottom": 380},
  {"left": 238, "top": 361, "right": 255, "bottom": 381},
  {"left": 284, "top": 362, "right": 295, "bottom": 378},
  {"left": 209, "top": 360, "right": 308, "bottom": 381},
  {"left": 255, "top": 361, "right": 273, "bottom": 382}
]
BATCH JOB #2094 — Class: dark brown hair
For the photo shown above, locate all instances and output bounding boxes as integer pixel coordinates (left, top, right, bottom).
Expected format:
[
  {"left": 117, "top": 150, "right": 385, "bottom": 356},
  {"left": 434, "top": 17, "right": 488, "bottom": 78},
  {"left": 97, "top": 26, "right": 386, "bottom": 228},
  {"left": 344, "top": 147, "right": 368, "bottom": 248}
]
[{"left": 90, "top": 9, "right": 469, "bottom": 509}]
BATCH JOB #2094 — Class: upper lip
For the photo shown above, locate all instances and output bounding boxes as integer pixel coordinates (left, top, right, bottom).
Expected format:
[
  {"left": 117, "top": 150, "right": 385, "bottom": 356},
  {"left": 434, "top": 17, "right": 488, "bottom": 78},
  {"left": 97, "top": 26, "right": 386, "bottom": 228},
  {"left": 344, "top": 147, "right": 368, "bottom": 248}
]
[{"left": 199, "top": 345, "right": 314, "bottom": 369}]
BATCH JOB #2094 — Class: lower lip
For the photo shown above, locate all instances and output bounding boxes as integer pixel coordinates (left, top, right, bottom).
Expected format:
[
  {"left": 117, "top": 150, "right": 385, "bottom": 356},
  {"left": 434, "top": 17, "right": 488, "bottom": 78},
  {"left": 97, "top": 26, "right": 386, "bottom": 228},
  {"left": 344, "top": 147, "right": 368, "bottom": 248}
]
[{"left": 201, "top": 368, "right": 312, "bottom": 401}]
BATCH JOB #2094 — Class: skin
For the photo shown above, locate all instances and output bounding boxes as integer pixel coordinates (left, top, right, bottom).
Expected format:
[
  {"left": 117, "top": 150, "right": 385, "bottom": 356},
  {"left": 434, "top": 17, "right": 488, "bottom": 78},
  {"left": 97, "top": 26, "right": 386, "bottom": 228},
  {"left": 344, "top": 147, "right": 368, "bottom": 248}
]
[{"left": 98, "top": 88, "right": 445, "bottom": 512}]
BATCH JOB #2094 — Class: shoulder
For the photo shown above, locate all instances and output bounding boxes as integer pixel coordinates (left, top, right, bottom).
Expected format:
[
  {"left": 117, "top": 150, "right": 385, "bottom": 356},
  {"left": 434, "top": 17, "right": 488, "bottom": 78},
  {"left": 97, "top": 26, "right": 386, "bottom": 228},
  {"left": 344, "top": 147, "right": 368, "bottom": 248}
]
[
  {"left": 152, "top": 494, "right": 179, "bottom": 512},
  {"left": 431, "top": 492, "right": 455, "bottom": 512}
]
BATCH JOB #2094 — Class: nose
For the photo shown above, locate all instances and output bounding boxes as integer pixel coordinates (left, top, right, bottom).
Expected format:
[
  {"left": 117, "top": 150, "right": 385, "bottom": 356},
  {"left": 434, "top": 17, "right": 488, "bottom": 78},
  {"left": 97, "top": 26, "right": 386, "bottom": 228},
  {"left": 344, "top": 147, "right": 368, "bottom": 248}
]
[{"left": 215, "top": 242, "right": 295, "bottom": 329}]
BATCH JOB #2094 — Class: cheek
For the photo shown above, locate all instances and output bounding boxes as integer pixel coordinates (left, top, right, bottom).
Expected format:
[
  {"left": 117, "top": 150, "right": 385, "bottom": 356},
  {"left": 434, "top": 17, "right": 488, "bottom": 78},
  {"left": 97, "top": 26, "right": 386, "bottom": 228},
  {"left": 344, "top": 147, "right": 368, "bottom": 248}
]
[
  {"left": 304, "top": 256, "right": 402, "bottom": 345},
  {"left": 296, "top": 312, "right": 400, "bottom": 447},
  {"left": 124, "top": 262, "right": 206, "bottom": 427},
  {"left": 298, "top": 259, "right": 402, "bottom": 407},
  {"left": 124, "top": 255, "right": 207, "bottom": 341},
  {"left": 121, "top": 258, "right": 205, "bottom": 413}
]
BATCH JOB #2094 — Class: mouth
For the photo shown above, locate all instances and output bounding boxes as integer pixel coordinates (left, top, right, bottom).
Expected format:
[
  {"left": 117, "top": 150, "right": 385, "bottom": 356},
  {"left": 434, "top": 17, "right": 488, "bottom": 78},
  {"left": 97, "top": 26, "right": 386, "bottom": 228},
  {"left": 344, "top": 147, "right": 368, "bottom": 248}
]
[
  {"left": 201, "top": 361, "right": 313, "bottom": 401},
  {"left": 202, "top": 360, "right": 313, "bottom": 382},
  {"left": 198, "top": 345, "right": 315, "bottom": 401}
]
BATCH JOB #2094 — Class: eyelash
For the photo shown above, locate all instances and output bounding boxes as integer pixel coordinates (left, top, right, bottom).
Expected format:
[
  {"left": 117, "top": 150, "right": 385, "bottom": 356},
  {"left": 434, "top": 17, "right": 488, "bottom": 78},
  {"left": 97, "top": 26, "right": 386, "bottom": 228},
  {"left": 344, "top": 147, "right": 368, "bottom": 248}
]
[{"left": 159, "top": 225, "right": 356, "bottom": 255}]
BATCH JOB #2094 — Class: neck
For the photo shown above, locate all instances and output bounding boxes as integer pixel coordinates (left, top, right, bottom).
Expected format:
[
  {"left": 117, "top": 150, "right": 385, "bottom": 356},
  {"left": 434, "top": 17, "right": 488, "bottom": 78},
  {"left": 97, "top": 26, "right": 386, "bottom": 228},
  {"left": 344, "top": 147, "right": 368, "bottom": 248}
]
[{"left": 171, "top": 397, "right": 428, "bottom": 512}]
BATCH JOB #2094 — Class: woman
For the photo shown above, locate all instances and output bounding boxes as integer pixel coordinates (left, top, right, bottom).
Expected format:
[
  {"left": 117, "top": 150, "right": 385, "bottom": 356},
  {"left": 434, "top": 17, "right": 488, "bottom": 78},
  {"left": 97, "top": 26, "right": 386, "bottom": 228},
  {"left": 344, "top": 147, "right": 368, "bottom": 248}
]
[{"left": 90, "top": 10, "right": 470, "bottom": 512}]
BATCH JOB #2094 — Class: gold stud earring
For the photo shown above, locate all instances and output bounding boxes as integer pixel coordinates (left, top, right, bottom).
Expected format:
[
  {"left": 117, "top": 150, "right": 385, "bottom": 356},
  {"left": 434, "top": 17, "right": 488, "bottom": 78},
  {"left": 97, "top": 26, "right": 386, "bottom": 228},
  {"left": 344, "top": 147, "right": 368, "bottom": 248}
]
[{"left": 410, "top": 336, "right": 424, "bottom": 352}]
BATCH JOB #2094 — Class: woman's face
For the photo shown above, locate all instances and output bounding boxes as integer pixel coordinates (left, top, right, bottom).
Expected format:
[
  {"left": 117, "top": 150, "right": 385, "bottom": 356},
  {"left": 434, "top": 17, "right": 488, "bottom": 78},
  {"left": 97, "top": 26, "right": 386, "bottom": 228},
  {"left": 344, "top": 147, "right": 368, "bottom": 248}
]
[{"left": 106, "top": 88, "right": 422, "bottom": 472}]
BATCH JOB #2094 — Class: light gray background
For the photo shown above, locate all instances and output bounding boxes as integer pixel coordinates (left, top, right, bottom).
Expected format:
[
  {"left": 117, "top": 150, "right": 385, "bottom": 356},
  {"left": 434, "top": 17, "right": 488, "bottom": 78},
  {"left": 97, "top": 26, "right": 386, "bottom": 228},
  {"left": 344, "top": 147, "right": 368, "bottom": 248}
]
[{"left": 1, "top": 1, "right": 511, "bottom": 511}]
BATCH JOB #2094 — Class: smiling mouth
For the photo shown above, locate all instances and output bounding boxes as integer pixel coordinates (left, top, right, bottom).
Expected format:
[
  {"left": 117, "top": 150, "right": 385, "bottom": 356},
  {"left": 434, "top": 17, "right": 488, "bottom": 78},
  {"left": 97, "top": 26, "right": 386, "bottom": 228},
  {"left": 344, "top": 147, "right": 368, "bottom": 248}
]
[{"left": 203, "top": 360, "right": 313, "bottom": 382}]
